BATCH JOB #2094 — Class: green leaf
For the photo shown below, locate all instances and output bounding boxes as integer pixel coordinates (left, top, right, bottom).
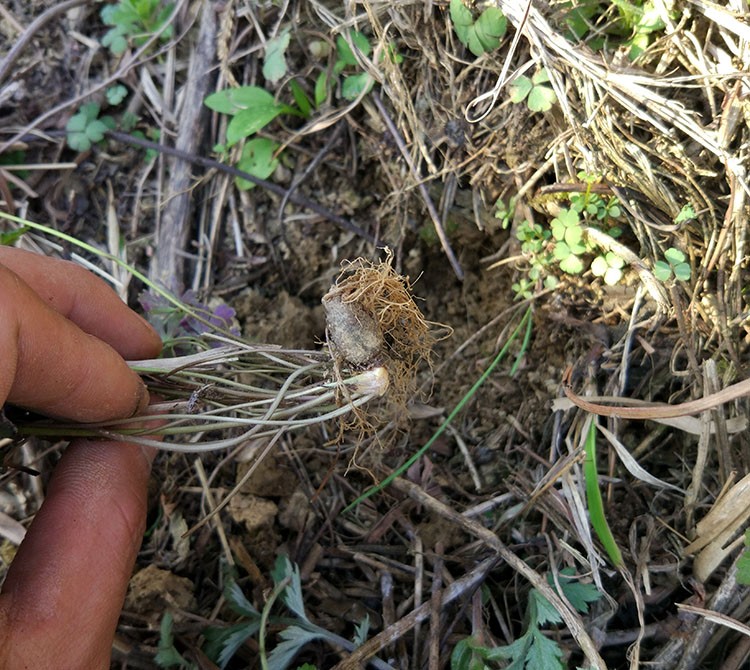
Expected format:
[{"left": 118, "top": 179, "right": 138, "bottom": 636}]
[
  {"left": 85, "top": 119, "right": 108, "bottom": 142},
  {"left": 664, "top": 247, "right": 685, "bottom": 264},
  {"left": 450, "top": 0, "right": 474, "bottom": 44},
  {"left": 352, "top": 615, "right": 370, "bottom": 646},
  {"left": 738, "top": 547, "right": 750, "bottom": 585},
  {"left": 554, "top": 568, "right": 604, "bottom": 613},
  {"left": 336, "top": 30, "right": 371, "bottom": 67},
  {"left": 154, "top": 612, "right": 191, "bottom": 668},
  {"left": 205, "top": 86, "right": 279, "bottom": 116},
  {"left": 289, "top": 79, "right": 312, "bottom": 117},
  {"left": 224, "top": 577, "right": 260, "bottom": 618},
  {"left": 526, "top": 628, "right": 565, "bottom": 669},
  {"left": 509, "top": 75, "right": 532, "bottom": 103},
  {"left": 653, "top": 260, "right": 672, "bottom": 282},
  {"left": 263, "top": 29, "right": 291, "bottom": 84},
  {"left": 471, "top": 7, "right": 507, "bottom": 53},
  {"left": 203, "top": 621, "right": 260, "bottom": 669},
  {"left": 527, "top": 84, "right": 557, "bottom": 112},
  {"left": 553, "top": 241, "right": 571, "bottom": 260},
  {"left": 106, "top": 84, "right": 128, "bottom": 105},
  {"left": 530, "top": 589, "right": 564, "bottom": 627},
  {"left": 675, "top": 203, "right": 696, "bottom": 223},
  {"left": 559, "top": 253, "right": 584, "bottom": 274},
  {"left": 314, "top": 71, "right": 329, "bottom": 107},
  {"left": 563, "top": 224, "right": 583, "bottom": 247},
  {"left": 236, "top": 138, "right": 279, "bottom": 190},
  {"left": 266, "top": 625, "right": 323, "bottom": 670},
  {"left": 673, "top": 263, "right": 692, "bottom": 282},
  {"left": 532, "top": 67, "right": 551, "bottom": 85},
  {"left": 591, "top": 255, "right": 608, "bottom": 277},
  {"left": 341, "top": 72, "right": 374, "bottom": 100},
  {"left": 66, "top": 113, "right": 88, "bottom": 134},
  {"left": 226, "top": 106, "right": 284, "bottom": 146},
  {"left": 604, "top": 266, "right": 623, "bottom": 285}
]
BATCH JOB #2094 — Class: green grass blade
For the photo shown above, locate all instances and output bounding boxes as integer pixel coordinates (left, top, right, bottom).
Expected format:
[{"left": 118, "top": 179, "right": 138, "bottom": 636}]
[{"left": 584, "top": 419, "right": 624, "bottom": 567}]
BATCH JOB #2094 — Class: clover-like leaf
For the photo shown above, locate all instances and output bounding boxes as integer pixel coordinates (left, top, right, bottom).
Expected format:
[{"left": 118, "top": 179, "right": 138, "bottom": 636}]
[
  {"left": 449, "top": 0, "right": 474, "bottom": 45},
  {"left": 509, "top": 75, "right": 533, "bottom": 103},
  {"left": 673, "top": 262, "right": 692, "bottom": 282},
  {"left": 106, "top": 84, "right": 128, "bottom": 105},
  {"left": 559, "top": 253, "right": 584, "bottom": 274},
  {"left": 653, "top": 260, "right": 672, "bottom": 282},
  {"left": 664, "top": 247, "right": 685, "bottom": 264}
]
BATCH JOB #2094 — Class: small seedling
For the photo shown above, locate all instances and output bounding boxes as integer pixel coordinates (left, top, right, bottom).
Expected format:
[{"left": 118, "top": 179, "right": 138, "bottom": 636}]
[
  {"left": 551, "top": 208, "right": 586, "bottom": 274},
  {"left": 675, "top": 203, "right": 696, "bottom": 224},
  {"left": 450, "top": 568, "right": 603, "bottom": 670},
  {"left": 653, "top": 247, "right": 691, "bottom": 282},
  {"left": 509, "top": 68, "right": 557, "bottom": 112},
  {"left": 66, "top": 103, "right": 115, "bottom": 152},
  {"left": 591, "top": 251, "right": 625, "bottom": 285},
  {"left": 101, "top": 0, "right": 175, "bottom": 55},
  {"left": 155, "top": 612, "right": 195, "bottom": 669},
  {"left": 329, "top": 30, "right": 376, "bottom": 101},
  {"left": 106, "top": 84, "right": 128, "bottom": 105},
  {"left": 450, "top": 0, "right": 507, "bottom": 57}
]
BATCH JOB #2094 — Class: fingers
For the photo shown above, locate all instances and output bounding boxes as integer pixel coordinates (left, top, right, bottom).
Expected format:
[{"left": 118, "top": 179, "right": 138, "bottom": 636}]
[
  {"left": 0, "top": 248, "right": 162, "bottom": 361},
  {"left": 0, "top": 439, "right": 155, "bottom": 668},
  {"left": 0, "top": 264, "right": 151, "bottom": 422}
]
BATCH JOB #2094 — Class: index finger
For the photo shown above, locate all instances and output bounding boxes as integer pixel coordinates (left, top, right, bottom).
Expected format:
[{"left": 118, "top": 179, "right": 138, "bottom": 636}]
[
  {"left": 0, "top": 264, "right": 151, "bottom": 422},
  {"left": 0, "top": 248, "right": 162, "bottom": 360}
]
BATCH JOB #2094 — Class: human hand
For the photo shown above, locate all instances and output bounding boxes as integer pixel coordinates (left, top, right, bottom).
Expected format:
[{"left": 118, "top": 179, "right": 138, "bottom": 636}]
[{"left": 0, "top": 248, "right": 163, "bottom": 669}]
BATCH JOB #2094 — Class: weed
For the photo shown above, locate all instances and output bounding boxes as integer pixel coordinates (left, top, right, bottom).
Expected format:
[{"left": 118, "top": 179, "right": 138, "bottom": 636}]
[
  {"left": 508, "top": 174, "right": 627, "bottom": 294},
  {"left": 65, "top": 103, "right": 115, "bottom": 152},
  {"left": 450, "top": 0, "right": 507, "bottom": 57},
  {"left": 203, "top": 556, "right": 372, "bottom": 670},
  {"left": 155, "top": 612, "right": 195, "bottom": 669},
  {"left": 206, "top": 29, "right": 387, "bottom": 189},
  {"left": 653, "top": 248, "right": 691, "bottom": 282},
  {"left": 451, "top": 568, "right": 603, "bottom": 670},
  {"left": 509, "top": 68, "right": 557, "bottom": 112},
  {"left": 100, "top": 0, "right": 175, "bottom": 55},
  {"left": 559, "top": 0, "right": 673, "bottom": 59}
]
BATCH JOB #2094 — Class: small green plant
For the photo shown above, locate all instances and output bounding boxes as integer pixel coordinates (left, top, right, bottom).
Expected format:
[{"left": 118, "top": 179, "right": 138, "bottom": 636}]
[
  {"left": 203, "top": 556, "right": 371, "bottom": 670},
  {"left": 65, "top": 103, "right": 115, "bottom": 152},
  {"left": 100, "top": 0, "right": 175, "bottom": 55},
  {"left": 450, "top": 568, "right": 603, "bottom": 670},
  {"left": 155, "top": 612, "right": 196, "bottom": 669},
  {"left": 207, "top": 29, "right": 388, "bottom": 189},
  {"left": 591, "top": 251, "right": 625, "bottom": 286},
  {"left": 550, "top": 207, "right": 587, "bottom": 274},
  {"left": 675, "top": 203, "right": 696, "bottom": 224},
  {"left": 509, "top": 68, "right": 557, "bottom": 112},
  {"left": 653, "top": 247, "right": 691, "bottom": 282},
  {"left": 450, "top": 0, "right": 507, "bottom": 57}
]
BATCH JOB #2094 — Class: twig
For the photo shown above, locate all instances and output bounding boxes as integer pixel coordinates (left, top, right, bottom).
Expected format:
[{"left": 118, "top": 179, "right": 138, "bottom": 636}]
[
  {"left": 104, "top": 130, "right": 375, "bottom": 243},
  {"left": 371, "top": 92, "right": 463, "bottom": 281},
  {"left": 563, "top": 366, "right": 750, "bottom": 419},
  {"left": 331, "top": 556, "right": 498, "bottom": 670},
  {"left": 151, "top": 0, "right": 216, "bottom": 293}
]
